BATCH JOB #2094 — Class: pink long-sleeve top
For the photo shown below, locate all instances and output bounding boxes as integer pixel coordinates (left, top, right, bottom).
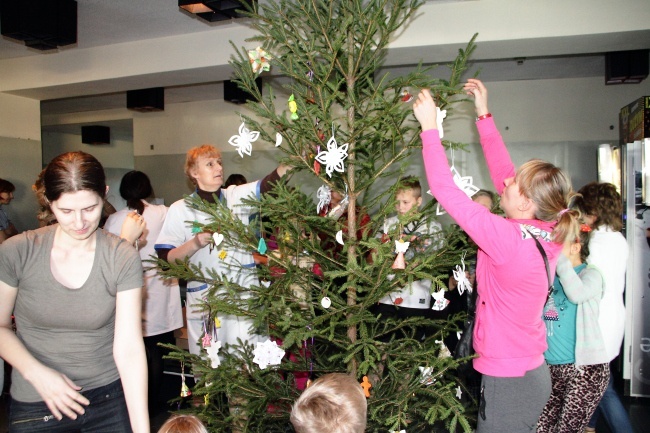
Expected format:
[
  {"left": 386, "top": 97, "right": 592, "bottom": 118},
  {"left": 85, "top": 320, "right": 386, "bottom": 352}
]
[{"left": 421, "top": 117, "right": 562, "bottom": 377}]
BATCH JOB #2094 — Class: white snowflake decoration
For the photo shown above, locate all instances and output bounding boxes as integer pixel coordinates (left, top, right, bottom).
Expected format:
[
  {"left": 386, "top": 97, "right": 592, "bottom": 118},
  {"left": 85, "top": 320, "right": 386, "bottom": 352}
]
[
  {"left": 436, "top": 107, "right": 447, "bottom": 138},
  {"left": 205, "top": 339, "right": 221, "bottom": 368},
  {"left": 435, "top": 166, "right": 480, "bottom": 215},
  {"left": 315, "top": 135, "right": 348, "bottom": 178},
  {"left": 228, "top": 121, "right": 260, "bottom": 158},
  {"left": 252, "top": 339, "right": 285, "bottom": 370},
  {"left": 455, "top": 385, "right": 463, "bottom": 400},
  {"left": 316, "top": 185, "right": 332, "bottom": 214},
  {"left": 453, "top": 252, "right": 473, "bottom": 295}
]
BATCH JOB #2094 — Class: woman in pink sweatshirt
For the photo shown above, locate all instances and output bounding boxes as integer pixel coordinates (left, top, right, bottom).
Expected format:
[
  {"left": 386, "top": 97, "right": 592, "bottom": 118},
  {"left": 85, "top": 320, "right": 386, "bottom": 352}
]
[{"left": 413, "top": 79, "right": 580, "bottom": 433}]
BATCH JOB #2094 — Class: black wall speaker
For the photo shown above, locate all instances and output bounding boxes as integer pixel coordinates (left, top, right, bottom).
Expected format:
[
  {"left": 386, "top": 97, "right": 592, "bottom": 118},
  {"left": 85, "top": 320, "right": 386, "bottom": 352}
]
[
  {"left": 126, "top": 87, "right": 164, "bottom": 112},
  {"left": 224, "top": 78, "right": 262, "bottom": 104},
  {"left": 81, "top": 126, "right": 110, "bottom": 145},
  {"left": 606, "top": 50, "right": 649, "bottom": 85},
  {"left": 0, "top": 0, "right": 77, "bottom": 50}
]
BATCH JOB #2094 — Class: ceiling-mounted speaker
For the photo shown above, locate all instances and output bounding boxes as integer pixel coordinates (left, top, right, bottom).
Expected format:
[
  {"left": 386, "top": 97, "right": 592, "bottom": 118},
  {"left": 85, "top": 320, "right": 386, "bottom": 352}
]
[
  {"left": 0, "top": 0, "right": 77, "bottom": 51},
  {"left": 606, "top": 50, "right": 649, "bottom": 85},
  {"left": 127, "top": 87, "right": 164, "bottom": 112},
  {"left": 224, "top": 78, "right": 262, "bottom": 104},
  {"left": 81, "top": 126, "right": 110, "bottom": 145}
]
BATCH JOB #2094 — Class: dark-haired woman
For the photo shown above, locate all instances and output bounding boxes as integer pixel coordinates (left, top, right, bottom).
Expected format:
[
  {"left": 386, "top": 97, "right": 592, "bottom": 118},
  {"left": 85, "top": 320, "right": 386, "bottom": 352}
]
[
  {"left": 104, "top": 170, "right": 183, "bottom": 414},
  {"left": 0, "top": 178, "right": 18, "bottom": 244},
  {"left": 0, "top": 152, "right": 149, "bottom": 432}
]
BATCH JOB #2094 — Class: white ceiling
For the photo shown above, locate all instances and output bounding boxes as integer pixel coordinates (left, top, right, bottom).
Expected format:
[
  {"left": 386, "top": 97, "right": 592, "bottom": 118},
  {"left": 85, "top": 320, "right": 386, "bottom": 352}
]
[{"left": 1, "top": 0, "right": 647, "bottom": 122}]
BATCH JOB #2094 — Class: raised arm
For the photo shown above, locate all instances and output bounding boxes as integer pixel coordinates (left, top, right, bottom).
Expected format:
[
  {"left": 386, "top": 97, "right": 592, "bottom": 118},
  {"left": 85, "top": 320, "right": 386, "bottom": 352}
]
[
  {"left": 0, "top": 280, "right": 90, "bottom": 420},
  {"left": 113, "top": 287, "right": 149, "bottom": 433}
]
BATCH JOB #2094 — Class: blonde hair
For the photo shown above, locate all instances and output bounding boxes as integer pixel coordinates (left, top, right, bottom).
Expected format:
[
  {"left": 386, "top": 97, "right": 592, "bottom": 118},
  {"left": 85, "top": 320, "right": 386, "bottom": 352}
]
[
  {"left": 290, "top": 373, "right": 367, "bottom": 433},
  {"left": 515, "top": 159, "right": 580, "bottom": 244},
  {"left": 157, "top": 414, "right": 208, "bottom": 433},
  {"left": 184, "top": 145, "right": 222, "bottom": 185}
]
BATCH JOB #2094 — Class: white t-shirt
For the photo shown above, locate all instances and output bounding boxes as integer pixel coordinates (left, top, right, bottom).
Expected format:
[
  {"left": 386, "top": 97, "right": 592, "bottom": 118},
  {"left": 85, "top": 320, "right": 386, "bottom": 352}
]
[
  {"left": 587, "top": 226, "right": 628, "bottom": 361},
  {"left": 378, "top": 215, "right": 442, "bottom": 309},
  {"left": 105, "top": 200, "right": 183, "bottom": 337}
]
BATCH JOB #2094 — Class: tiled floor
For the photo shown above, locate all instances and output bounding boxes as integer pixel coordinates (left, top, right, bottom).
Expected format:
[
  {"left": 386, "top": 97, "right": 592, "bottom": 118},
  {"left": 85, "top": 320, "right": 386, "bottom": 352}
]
[{"left": 1, "top": 367, "right": 649, "bottom": 432}]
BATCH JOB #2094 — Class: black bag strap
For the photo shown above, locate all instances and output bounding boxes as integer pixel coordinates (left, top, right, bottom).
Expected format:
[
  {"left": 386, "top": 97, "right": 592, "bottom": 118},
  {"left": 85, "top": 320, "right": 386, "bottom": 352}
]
[{"left": 525, "top": 228, "right": 553, "bottom": 299}]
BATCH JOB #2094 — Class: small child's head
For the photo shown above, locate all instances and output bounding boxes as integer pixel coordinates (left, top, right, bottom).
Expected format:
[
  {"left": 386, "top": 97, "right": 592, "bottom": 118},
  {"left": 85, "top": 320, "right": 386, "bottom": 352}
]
[
  {"left": 473, "top": 189, "right": 494, "bottom": 211},
  {"left": 562, "top": 222, "right": 592, "bottom": 264},
  {"left": 157, "top": 414, "right": 208, "bottom": 433},
  {"left": 290, "top": 373, "right": 367, "bottom": 433},
  {"left": 184, "top": 145, "right": 223, "bottom": 191},
  {"left": 395, "top": 176, "right": 422, "bottom": 216}
]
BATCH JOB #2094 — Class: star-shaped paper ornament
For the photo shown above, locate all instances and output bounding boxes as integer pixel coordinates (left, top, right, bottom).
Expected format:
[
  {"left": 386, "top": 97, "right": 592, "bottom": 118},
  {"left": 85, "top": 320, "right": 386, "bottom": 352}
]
[
  {"left": 315, "top": 135, "right": 348, "bottom": 178},
  {"left": 248, "top": 46, "right": 272, "bottom": 75},
  {"left": 205, "top": 339, "right": 222, "bottom": 368},
  {"left": 316, "top": 185, "right": 331, "bottom": 214},
  {"left": 435, "top": 166, "right": 479, "bottom": 215},
  {"left": 436, "top": 107, "right": 447, "bottom": 138},
  {"left": 228, "top": 121, "right": 260, "bottom": 158},
  {"left": 252, "top": 339, "right": 285, "bottom": 370},
  {"left": 453, "top": 252, "right": 472, "bottom": 295},
  {"left": 455, "top": 385, "right": 463, "bottom": 399}
]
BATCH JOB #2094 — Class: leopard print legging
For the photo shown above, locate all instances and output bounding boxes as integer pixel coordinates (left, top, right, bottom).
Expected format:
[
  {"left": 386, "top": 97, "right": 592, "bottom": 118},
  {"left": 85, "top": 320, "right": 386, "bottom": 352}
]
[{"left": 537, "top": 363, "right": 609, "bottom": 433}]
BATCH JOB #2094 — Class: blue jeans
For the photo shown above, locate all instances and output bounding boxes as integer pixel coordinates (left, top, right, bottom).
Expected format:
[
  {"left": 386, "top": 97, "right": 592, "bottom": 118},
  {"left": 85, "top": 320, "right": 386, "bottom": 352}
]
[
  {"left": 587, "top": 372, "right": 634, "bottom": 433},
  {"left": 9, "top": 379, "right": 132, "bottom": 433}
]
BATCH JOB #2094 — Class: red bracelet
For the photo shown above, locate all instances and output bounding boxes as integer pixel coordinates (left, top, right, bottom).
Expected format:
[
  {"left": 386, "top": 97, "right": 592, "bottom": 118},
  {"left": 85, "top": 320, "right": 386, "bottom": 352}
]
[{"left": 476, "top": 113, "right": 492, "bottom": 121}]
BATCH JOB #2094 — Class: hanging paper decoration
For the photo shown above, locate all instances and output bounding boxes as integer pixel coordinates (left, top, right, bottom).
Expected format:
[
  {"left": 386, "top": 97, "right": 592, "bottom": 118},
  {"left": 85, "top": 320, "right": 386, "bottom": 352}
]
[
  {"left": 213, "top": 232, "right": 224, "bottom": 247},
  {"left": 436, "top": 339, "right": 452, "bottom": 358},
  {"left": 392, "top": 239, "right": 410, "bottom": 270},
  {"left": 335, "top": 230, "right": 344, "bottom": 245},
  {"left": 400, "top": 88, "right": 413, "bottom": 102},
  {"left": 435, "top": 166, "right": 480, "bottom": 215},
  {"left": 360, "top": 376, "right": 372, "bottom": 398},
  {"left": 180, "top": 362, "right": 192, "bottom": 397},
  {"left": 252, "top": 339, "right": 286, "bottom": 370},
  {"left": 218, "top": 250, "right": 227, "bottom": 260},
  {"left": 257, "top": 237, "right": 268, "bottom": 254},
  {"left": 419, "top": 366, "right": 435, "bottom": 385},
  {"left": 316, "top": 185, "right": 331, "bottom": 214},
  {"left": 248, "top": 46, "right": 272, "bottom": 75},
  {"left": 436, "top": 106, "right": 447, "bottom": 138},
  {"left": 455, "top": 385, "right": 463, "bottom": 400},
  {"left": 453, "top": 252, "right": 472, "bottom": 295},
  {"left": 431, "top": 288, "right": 450, "bottom": 311},
  {"left": 191, "top": 222, "right": 202, "bottom": 234},
  {"left": 202, "top": 333, "right": 212, "bottom": 348},
  {"left": 288, "top": 94, "right": 299, "bottom": 120},
  {"left": 275, "top": 132, "right": 283, "bottom": 147},
  {"left": 391, "top": 430, "right": 407, "bottom": 433},
  {"left": 205, "top": 339, "right": 222, "bottom": 368},
  {"left": 315, "top": 135, "right": 349, "bottom": 178},
  {"left": 228, "top": 121, "right": 260, "bottom": 158},
  {"left": 320, "top": 296, "right": 331, "bottom": 309}
]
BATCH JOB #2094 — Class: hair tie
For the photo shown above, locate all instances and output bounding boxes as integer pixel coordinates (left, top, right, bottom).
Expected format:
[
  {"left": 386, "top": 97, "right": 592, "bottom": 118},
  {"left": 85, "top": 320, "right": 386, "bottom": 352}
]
[{"left": 558, "top": 208, "right": 570, "bottom": 218}]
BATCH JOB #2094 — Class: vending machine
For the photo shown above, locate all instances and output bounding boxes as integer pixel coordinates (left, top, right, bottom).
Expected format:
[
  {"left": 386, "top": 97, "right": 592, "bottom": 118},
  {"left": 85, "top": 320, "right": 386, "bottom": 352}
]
[{"left": 619, "top": 96, "right": 650, "bottom": 397}]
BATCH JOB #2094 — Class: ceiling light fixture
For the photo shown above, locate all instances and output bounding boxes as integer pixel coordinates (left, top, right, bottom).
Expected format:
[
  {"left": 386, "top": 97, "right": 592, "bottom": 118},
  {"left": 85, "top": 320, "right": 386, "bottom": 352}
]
[{"left": 178, "top": 0, "right": 256, "bottom": 23}]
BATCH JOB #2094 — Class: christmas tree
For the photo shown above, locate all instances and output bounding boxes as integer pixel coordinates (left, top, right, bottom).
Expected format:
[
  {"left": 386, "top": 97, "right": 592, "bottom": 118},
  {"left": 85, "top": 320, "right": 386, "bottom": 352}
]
[{"left": 159, "top": 0, "right": 478, "bottom": 431}]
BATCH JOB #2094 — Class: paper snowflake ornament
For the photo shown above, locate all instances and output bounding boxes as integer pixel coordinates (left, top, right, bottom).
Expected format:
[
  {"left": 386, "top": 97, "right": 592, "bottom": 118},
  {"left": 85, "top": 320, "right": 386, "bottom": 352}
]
[
  {"left": 248, "top": 46, "right": 272, "bottom": 75},
  {"left": 316, "top": 184, "right": 332, "bottom": 214},
  {"left": 435, "top": 166, "right": 480, "bottom": 215},
  {"left": 252, "top": 339, "right": 285, "bottom": 370},
  {"left": 205, "top": 339, "right": 222, "bottom": 368},
  {"left": 315, "top": 135, "right": 348, "bottom": 178},
  {"left": 431, "top": 288, "right": 450, "bottom": 311},
  {"left": 455, "top": 385, "right": 463, "bottom": 400},
  {"left": 453, "top": 252, "right": 472, "bottom": 295},
  {"left": 436, "top": 107, "right": 447, "bottom": 138},
  {"left": 394, "top": 239, "right": 410, "bottom": 254},
  {"left": 228, "top": 121, "right": 260, "bottom": 158}
]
